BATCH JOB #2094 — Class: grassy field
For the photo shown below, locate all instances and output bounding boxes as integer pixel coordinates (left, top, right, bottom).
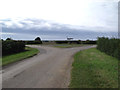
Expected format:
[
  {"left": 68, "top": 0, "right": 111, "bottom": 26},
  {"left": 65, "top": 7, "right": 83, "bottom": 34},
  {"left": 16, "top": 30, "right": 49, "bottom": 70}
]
[
  {"left": 70, "top": 48, "right": 118, "bottom": 88},
  {"left": 53, "top": 44, "right": 86, "bottom": 48},
  {"left": 2, "top": 47, "right": 39, "bottom": 66}
]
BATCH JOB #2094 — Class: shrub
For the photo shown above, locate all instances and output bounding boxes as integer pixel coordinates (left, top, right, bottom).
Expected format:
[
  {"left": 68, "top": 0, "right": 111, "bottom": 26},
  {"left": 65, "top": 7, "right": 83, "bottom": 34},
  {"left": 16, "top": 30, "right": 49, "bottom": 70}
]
[
  {"left": 35, "top": 37, "right": 41, "bottom": 41},
  {"left": 2, "top": 40, "right": 25, "bottom": 56},
  {"left": 55, "top": 40, "right": 96, "bottom": 44},
  {"left": 25, "top": 41, "right": 42, "bottom": 44},
  {"left": 97, "top": 37, "right": 120, "bottom": 60},
  {"left": 55, "top": 41, "right": 69, "bottom": 44},
  {"left": 81, "top": 40, "right": 96, "bottom": 44}
]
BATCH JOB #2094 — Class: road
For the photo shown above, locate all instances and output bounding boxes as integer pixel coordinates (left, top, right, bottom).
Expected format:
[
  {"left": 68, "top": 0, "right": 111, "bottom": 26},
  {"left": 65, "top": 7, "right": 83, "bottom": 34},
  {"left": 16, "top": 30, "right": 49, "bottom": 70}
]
[{"left": 2, "top": 45, "right": 96, "bottom": 88}]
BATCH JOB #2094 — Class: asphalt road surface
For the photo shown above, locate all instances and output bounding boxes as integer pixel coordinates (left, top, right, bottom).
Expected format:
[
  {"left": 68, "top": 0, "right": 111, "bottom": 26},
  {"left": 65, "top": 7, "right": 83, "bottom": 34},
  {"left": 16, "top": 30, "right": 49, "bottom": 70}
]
[{"left": 2, "top": 45, "right": 96, "bottom": 88}]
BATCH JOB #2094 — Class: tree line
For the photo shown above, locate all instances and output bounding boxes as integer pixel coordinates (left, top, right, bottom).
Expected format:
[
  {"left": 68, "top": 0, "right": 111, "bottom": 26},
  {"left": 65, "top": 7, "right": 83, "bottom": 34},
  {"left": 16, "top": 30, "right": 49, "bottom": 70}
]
[{"left": 97, "top": 37, "right": 120, "bottom": 60}]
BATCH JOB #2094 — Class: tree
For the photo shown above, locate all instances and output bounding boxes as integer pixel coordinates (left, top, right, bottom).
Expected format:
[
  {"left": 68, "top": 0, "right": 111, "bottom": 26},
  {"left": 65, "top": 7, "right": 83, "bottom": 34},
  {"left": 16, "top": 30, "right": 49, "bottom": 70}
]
[
  {"left": 6, "top": 38, "right": 12, "bottom": 41},
  {"left": 78, "top": 40, "right": 81, "bottom": 44},
  {"left": 35, "top": 37, "right": 42, "bottom": 44},
  {"left": 35, "top": 37, "right": 41, "bottom": 41}
]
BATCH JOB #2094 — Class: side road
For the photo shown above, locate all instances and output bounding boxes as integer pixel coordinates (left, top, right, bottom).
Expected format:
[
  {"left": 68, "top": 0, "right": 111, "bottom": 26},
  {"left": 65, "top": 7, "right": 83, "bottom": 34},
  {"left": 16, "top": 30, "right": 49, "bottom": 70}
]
[{"left": 2, "top": 45, "right": 96, "bottom": 88}]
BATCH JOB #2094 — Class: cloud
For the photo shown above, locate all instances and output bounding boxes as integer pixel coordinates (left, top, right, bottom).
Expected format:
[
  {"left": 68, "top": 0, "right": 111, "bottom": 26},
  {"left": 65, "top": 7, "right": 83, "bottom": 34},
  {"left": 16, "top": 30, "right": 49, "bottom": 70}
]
[
  {"left": 0, "top": 0, "right": 118, "bottom": 40},
  {"left": 0, "top": 0, "right": 118, "bottom": 32},
  {"left": 1, "top": 18, "right": 54, "bottom": 29},
  {"left": 1, "top": 32, "right": 15, "bottom": 35},
  {"left": 1, "top": 19, "right": 118, "bottom": 40},
  {"left": 0, "top": 17, "right": 118, "bottom": 32},
  {"left": 2, "top": 28, "right": 118, "bottom": 40}
]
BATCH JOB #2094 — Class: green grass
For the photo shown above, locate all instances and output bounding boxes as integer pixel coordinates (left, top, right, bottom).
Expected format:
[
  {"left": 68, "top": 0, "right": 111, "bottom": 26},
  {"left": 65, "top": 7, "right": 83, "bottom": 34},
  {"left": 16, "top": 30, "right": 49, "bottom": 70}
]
[
  {"left": 2, "top": 47, "right": 39, "bottom": 66},
  {"left": 70, "top": 48, "right": 118, "bottom": 88},
  {"left": 53, "top": 44, "right": 86, "bottom": 48},
  {"left": 26, "top": 44, "right": 42, "bottom": 45}
]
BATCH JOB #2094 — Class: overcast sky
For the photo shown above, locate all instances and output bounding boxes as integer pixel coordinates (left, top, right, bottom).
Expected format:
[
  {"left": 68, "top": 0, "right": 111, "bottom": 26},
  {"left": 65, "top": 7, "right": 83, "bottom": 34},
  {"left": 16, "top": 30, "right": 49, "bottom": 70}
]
[{"left": 0, "top": 0, "right": 118, "bottom": 40}]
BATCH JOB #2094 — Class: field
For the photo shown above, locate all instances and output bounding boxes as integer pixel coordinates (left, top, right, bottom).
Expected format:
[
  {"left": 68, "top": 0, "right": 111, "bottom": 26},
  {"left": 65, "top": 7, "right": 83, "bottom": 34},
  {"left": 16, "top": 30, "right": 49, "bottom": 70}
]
[
  {"left": 70, "top": 48, "right": 118, "bottom": 88},
  {"left": 2, "top": 47, "right": 39, "bottom": 66},
  {"left": 53, "top": 44, "right": 84, "bottom": 48},
  {"left": 42, "top": 44, "right": 90, "bottom": 48}
]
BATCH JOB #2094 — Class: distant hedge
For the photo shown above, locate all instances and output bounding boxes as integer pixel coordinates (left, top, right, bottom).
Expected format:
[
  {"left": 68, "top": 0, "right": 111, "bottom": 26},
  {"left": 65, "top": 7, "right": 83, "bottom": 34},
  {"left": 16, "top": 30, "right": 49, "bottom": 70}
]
[
  {"left": 97, "top": 37, "right": 120, "bottom": 60},
  {"left": 82, "top": 40, "right": 96, "bottom": 44},
  {"left": 55, "top": 40, "right": 96, "bottom": 44},
  {"left": 55, "top": 41, "right": 69, "bottom": 44},
  {"left": 25, "top": 41, "right": 42, "bottom": 44},
  {"left": 2, "top": 40, "right": 25, "bottom": 56}
]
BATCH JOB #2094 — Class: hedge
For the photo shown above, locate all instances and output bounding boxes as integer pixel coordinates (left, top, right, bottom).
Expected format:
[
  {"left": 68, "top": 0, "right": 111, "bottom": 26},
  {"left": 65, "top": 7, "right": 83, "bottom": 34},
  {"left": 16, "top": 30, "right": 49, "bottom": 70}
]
[
  {"left": 2, "top": 40, "right": 25, "bottom": 56},
  {"left": 55, "top": 41, "right": 69, "bottom": 44},
  {"left": 97, "top": 37, "right": 120, "bottom": 60},
  {"left": 55, "top": 40, "right": 96, "bottom": 44},
  {"left": 25, "top": 41, "right": 42, "bottom": 44},
  {"left": 82, "top": 40, "right": 96, "bottom": 44}
]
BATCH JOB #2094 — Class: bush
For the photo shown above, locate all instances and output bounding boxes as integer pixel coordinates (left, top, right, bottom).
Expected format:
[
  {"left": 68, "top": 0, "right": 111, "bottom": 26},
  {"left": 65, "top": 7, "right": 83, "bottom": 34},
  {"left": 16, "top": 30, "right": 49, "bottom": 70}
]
[
  {"left": 55, "top": 40, "right": 96, "bottom": 44},
  {"left": 55, "top": 41, "right": 69, "bottom": 44},
  {"left": 25, "top": 41, "right": 42, "bottom": 44},
  {"left": 55, "top": 40, "right": 82, "bottom": 44},
  {"left": 2, "top": 40, "right": 25, "bottom": 56},
  {"left": 35, "top": 37, "right": 41, "bottom": 41},
  {"left": 82, "top": 40, "right": 97, "bottom": 44},
  {"left": 97, "top": 37, "right": 120, "bottom": 60}
]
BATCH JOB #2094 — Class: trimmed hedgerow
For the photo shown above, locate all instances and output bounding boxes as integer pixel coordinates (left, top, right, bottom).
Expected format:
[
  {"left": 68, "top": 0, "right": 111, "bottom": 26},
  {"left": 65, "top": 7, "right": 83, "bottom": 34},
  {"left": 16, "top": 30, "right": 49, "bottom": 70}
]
[
  {"left": 2, "top": 40, "right": 25, "bottom": 56},
  {"left": 97, "top": 37, "right": 120, "bottom": 60},
  {"left": 82, "top": 40, "right": 96, "bottom": 44},
  {"left": 25, "top": 41, "right": 42, "bottom": 44},
  {"left": 55, "top": 40, "right": 96, "bottom": 44}
]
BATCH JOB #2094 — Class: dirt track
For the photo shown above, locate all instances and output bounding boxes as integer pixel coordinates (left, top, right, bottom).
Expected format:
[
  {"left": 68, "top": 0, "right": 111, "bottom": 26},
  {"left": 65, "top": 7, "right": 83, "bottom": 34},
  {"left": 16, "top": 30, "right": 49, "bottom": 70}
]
[{"left": 2, "top": 45, "right": 96, "bottom": 88}]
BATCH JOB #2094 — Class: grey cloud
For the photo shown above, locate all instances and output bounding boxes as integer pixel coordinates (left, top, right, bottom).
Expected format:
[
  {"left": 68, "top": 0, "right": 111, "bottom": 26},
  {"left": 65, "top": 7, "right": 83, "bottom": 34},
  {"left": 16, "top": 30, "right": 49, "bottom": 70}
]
[
  {"left": 2, "top": 26, "right": 118, "bottom": 40},
  {"left": 1, "top": 18, "right": 118, "bottom": 40},
  {"left": 1, "top": 18, "right": 117, "bottom": 32}
]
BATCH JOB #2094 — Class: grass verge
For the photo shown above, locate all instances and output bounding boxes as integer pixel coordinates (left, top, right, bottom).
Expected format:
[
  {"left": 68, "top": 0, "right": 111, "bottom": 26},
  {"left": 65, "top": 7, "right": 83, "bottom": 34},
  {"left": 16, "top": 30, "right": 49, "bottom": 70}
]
[
  {"left": 53, "top": 44, "right": 86, "bottom": 48},
  {"left": 70, "top": 48, "right": 118, "bottom": 88},
  {"left": 2, "top": 47, "right": 39, "bottom": 66}
]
